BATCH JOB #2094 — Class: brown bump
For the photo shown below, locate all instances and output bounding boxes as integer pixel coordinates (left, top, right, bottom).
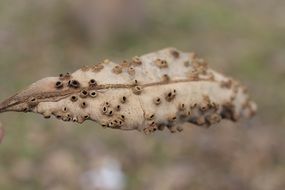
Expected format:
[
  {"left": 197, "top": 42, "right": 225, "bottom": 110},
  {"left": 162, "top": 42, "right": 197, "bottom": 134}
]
[
  {"left": 62, "top": 107, "right": 67, "bottom": 112},
  {"left": 192, "top": 58, "right": 208, "bottom": 75},
  {"left": 43, "top": 112, "right": 51, "bottom": 118},
  {"left": 206, "top": 113, "right": 222, "bottom": 125},
  {"left": 127, "top": 67, "right": 136, "bottom": 76},
  {"left": 80, "top": 89, "right": 88, "bottom": 98},
  {"left": 120, "top": 96, "right": 127, "bottom": 103},
  {"left": 103, "top": 101, "right": 111, "bottom": 107},
  {"left": 157, "top": 124, "right": 166, "bottom": 131},
  {"left": 153, "top": 97, "right": 161, "bottom": 105},
  {"left": 168, "top": 115, "right": 177, "bottom": 122},
  {"left": 120, "top": 60, "right": 130, "bottom": 68},
  {"left": 43, "top": 115, "right": 51, "bottom": 119},
  {"left": 155, "top": 59, "right": 168, "bottom": 68},
  {"left": 179, "top": 108, "right": 188, "bottom": 118},
  {"left": 107, "top": 110, "right": 113, "bottom": 116},
  {"left": 115, "top": 105, "right": 121, "bottom": 111},
  {"left": 70, "top": 96, "right": 78, "bottom": 102},
  {"left": 101, "top": 121, "right": 108, "bottom": 128},
  {"left": 22, "top": 107, "right": 29, "bottom": 112},
  {"left": 91, "top": 64, "right": 104, "bottom": 72},
  {"left": 177, "top": 126, "right": 183, "bottom": 132},
  {"left": 103, "top": 59, "right": 110, "bottom": 64},
  {"left": 196, "top": 116, "right": 206, "bottom": 125},
  {"left": 178, "top": 103, "right": 186, "bottom": 111},
  {"left": 133, "top": 79, "right": 139, "bottom": 85},
  {"left": 113, "top": 119, "right": 118, "bottom": 125},
  {"left": 68, "top": 80, "right": 80, "bottom": 89},
  {"left": 203, "top": 95, "right": 210, "bottom": 102},
  {"left": 89, "top": 79, "right": 97, "bottom": 87},
  {"left": 65, "top": 72, "right": 71, "bottom": 79},
  {"left": 108, "top": 121, "right": 115, "bottom": 128},
  {"left": 102, "top": 106, "right": 108, "bottom": 114},
  {"left": 145, "top": 113, "right": 155, "bottom": 120},
  {"left": 143, "top": 122, "right": 158, "bottom": 135},
  {"left": 132, "top": 86, "right": 143, "bottom": 95},
  {"left": 167, "top": 125, "right": 177, "bottom": 133},
  {"left": 118, "top": 119, "right": 123, "bottom": 126},
  {"left": 55, "top": 81, "right": 64, "bottom": 89},
  {"left": 60, "top": 72, "right": 71, "bottom": 80},
  {"left": 165, "top": 89, "right": 176, "bottom": 102},
  {"left": 220, "top": 80, "right": 233, "bottom": 89},
  {"left": 199, "top": 103, "right": 210, "bottom": 112},
  {"left": 80, "top": 101, "right": 87, "bottom": 108},
  {"left": 161, "top": 74, "right": 170, "bottom": 82},
  {"left": 112, "top": 65, "right": 123, "bottom": 74},
  {"left": 170, "top": 49, "right": 180, "bottom": 58},
  {"left": 191, "top": 103, "right": 197, "bottom": 109},
  {"left": 81, "top": 66, "right": 90, "bottom": 72},
  {"left": 109, "top": 119, "right": 122, "bottom": 128},
  {"left": 143, "top": 128, "right": 150, "bottom": 135},
  {"left": 199, "top": 95, "right": 210, "bottom": 112},
  {"left": 187, "top": 70, "right": 199, "bottom": 81},
  {"left": 120, "top": 115, "right": 125, "bottom": 121},
  {"left": 28, "top": 97, "right": 38, "bottom": 107},
  {"left": 59, "top": 74, "right": 64, "bottom": 80},
  {"left": 89, "top": 90, "right": 97, "bottom": 98},
  {"left": 221, "top": 103, "right": 237, "bottom": 121},
  {"left": 132, "top": 56, "right": 142, "bottom": 66},
  {"left": 210, "top": 102, "right": 219, "bottom": 111}
]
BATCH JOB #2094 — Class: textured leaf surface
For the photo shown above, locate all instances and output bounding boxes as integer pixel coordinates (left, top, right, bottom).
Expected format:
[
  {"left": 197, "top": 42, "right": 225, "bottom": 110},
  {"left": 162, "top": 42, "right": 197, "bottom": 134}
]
[{"left": 0, "top": 48, "right": 256, "bottom": 134}]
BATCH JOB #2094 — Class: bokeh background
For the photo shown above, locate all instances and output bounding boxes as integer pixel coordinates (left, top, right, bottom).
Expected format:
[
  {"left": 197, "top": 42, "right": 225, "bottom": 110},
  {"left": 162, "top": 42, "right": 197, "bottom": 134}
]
[{"left": 0, "top": 0, "right": 285, "bottom": 190}]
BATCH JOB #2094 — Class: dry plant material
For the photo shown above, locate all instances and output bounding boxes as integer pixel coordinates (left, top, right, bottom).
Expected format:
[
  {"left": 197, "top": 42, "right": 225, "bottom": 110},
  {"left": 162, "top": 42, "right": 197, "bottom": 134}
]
[
  {"left": 0, "top": 123, "right": 4, "bottom": 143},
  {"left": 0, "top": 48, "right": 257, "bottom": 134}
]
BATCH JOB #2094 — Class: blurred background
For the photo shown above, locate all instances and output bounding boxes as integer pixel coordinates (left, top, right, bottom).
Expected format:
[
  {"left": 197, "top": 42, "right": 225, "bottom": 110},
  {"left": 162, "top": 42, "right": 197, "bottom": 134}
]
[{"left": 0, "top": 0, "right": 285, "bottom": 189}]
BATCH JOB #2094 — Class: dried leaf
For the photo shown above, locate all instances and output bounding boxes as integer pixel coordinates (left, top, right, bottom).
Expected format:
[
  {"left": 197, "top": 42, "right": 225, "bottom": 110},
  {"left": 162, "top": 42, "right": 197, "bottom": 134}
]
[{"left": 0, "top": 48, "right": 257, "bottom": 134}]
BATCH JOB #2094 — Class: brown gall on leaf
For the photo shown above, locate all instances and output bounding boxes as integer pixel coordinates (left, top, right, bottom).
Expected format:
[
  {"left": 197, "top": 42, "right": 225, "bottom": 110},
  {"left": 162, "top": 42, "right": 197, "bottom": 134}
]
[
  {"left": 155, "top": 59, "right": 168, "bottom": 68},
  {"left": 0, "top": 47, "right": 257, "bottom": 135},
  {"left": 131, "top": 56, "right": 142, "bottom": 66},
  {"left": 161, "top": 74, "right": 170, "bottom": 82},
  {"left": 88, "top": 79, "right": 97, "bottom": 87},
  {"left": 153, "top": 97, "right": 161, "bottom": 105},
  {"left": 132, "top": 86, "right": 143, "bottom": 95},
  {"left": 89, "top": 90, "right": 98, "bottom": 98},
  {"left": 127, "top": 67, "right": 136, "bottom": 76},
  {"left": 112, "top": 65, "right": 123, "bottom": 74},
  {"left": 170, "top": 49, "right": 180, "bottom": 58},
  {"left": 91, "top": 64, "right": 104, "bottom": 72}
]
